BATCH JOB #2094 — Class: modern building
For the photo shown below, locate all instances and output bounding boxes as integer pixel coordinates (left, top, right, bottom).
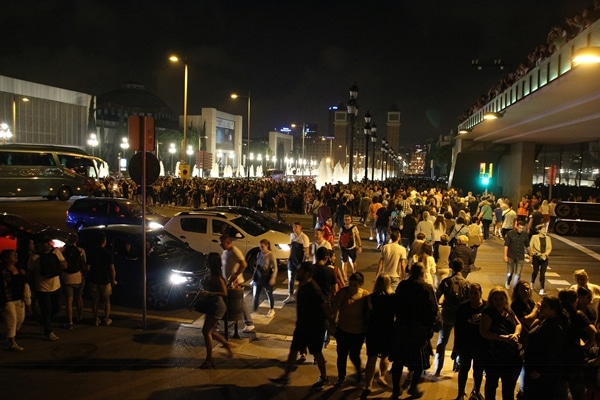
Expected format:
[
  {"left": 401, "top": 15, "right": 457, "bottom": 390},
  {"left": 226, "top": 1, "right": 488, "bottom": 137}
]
[{"left": 0, "top": 75, "right": 90, "bottom": 147}]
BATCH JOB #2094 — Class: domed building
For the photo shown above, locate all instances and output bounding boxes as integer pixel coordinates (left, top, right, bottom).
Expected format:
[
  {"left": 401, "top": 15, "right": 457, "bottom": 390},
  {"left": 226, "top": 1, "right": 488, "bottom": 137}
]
[{"left": 95, "top": 81, "right": 178, "bottom": 171}]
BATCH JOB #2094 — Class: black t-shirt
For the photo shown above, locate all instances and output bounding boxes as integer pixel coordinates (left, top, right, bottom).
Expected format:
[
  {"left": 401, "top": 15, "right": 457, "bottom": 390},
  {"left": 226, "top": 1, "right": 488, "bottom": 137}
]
[
  {"left": 454, "top": 299, "right": 487, "bottom": 352},
  {"left": 312, "top": 264, "right": 336, "bottom": 300},
  {"left": 376, "top": 208, "right": 392, "bottom": 228},
  {"left": 296, "top": 279, "right": 328, "bottom": 330},
  {"left": 88, "top": 246, "right": 114, "bottom": 285}
]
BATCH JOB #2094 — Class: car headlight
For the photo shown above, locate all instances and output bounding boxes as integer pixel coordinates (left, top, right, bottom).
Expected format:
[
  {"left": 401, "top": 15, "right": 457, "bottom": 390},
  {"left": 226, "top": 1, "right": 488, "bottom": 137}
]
[
  {"left": 170, "top": 273, "right": 189, "bottom": 285},
  {"left": 147, "top": 221, "right": 164, "bottom": 230},
  {"left": 275, "top": 244, "right": 290, "bottom": 252}
]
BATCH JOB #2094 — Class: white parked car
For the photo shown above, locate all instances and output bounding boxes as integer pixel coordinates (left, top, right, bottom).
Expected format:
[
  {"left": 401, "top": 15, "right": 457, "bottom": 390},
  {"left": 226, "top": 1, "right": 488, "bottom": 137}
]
[{"left": 164, "top": 211, "right": 291, "bottom": 276}]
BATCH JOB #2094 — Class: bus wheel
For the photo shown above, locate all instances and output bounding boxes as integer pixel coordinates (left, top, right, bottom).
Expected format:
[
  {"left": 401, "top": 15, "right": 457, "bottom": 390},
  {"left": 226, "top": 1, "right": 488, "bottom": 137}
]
[{"left": 58, "top": 187, "right": 72, "bottom": 201}]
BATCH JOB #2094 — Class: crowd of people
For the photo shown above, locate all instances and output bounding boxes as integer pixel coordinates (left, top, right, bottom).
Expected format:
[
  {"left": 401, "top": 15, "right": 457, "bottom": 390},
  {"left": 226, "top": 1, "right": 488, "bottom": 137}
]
[
  {"left": 3, "top": 175, "right": 600, "bottom": 400},
  {"left": 458, "top": 2, "right": 600, "bottom": 125}
]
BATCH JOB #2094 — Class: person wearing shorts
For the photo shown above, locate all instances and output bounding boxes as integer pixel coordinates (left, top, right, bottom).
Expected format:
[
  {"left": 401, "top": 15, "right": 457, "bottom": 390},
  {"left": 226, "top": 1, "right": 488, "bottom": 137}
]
[
  {"left": 87, "top": 232, "right": 117, "bottom": 326},
  {"left": 270, "top": 262, "right": 336, "bottom": 390}
]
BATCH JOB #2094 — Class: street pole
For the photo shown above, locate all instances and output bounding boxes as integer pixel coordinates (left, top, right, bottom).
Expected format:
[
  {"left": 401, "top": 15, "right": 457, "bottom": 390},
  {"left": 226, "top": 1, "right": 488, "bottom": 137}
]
[
  {"left": 363, "top": 112, "right": 371, "bottom": 182},
  {"left": 347, "top": 83, "right": 359, "bottom": 184}
]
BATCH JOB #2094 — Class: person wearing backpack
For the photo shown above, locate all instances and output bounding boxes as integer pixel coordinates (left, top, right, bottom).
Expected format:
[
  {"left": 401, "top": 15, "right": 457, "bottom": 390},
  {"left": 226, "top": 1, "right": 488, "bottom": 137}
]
[
  {"left": 27, "top": 236, "right": 67, "bottom": 341},
  {"left": 434, "top": 258, "right": 470, "bottom": 377},
  {"left": 338, "top": 214, "right": 362, "bottom": 284},
  {"left": 61, "top": 233, "right": 87, "bottom": 329}
]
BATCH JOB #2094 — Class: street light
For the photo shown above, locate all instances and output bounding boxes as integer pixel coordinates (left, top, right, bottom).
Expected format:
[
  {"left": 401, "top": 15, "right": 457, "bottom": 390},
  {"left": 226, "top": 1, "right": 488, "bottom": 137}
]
[
  {"left": 11, "top": 96, "right": 29, "bottom": 142},
  {"left": 187, "top": 145, "right": 194, "bottom": 168},
  {"left": 0, "top": 123, "right": 13, "bottom": 145},
  {"left": 87, "top": 133, "right": 99, "bottom": 156},
  {"left": 381, "top": 138, "right": 388, "bottom": 180},
  {"left": 346, "top": 83, "right": 359, "bottom": 184},
  {"left": 168, "top": 143, "right": 176, "bottom": 175},
  {"left": 230, "top": 92, "right": 251, "bottom": 180},
  {"left": 168, "top": 55, "right": 189, "bottom": 176},
  {"left": 370, "top": 124, "right": 377, "bottom": 182}
]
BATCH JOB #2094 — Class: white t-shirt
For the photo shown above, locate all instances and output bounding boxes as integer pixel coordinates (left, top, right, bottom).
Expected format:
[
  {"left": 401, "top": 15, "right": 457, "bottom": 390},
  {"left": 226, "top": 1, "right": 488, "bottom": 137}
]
[{"left": 380, "top": 242, "right": 407, "bottom": 278}]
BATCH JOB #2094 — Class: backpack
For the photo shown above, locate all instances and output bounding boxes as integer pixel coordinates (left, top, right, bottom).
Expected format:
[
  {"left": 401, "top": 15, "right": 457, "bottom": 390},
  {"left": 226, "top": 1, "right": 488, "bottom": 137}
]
[
  {"left": 277, "top": 195, "right": 286, "bottom": 209},
  {"left": 339, "top": 226, "right": 355, "bottom": 250},
  {"left": 391, "top": 210, "right": 405, "bottom": 230},
  {"left": 62, "top": 245, "right": 86, "bottom": 274},
  {"left": 39, "top": 251, "right": 62, "bottom": 278},
  {"left": 442, "top": 276, "right": 470, "bottom": 314}
]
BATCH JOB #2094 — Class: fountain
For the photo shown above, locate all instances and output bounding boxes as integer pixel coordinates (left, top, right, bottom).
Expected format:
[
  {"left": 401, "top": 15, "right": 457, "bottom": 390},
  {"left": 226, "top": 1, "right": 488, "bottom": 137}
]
[
  {"left": 210, "top": 162, "right": 220, "bottom": 178},
  {"left": 223, "top": 165, "right": 233, "bottom": 178}
]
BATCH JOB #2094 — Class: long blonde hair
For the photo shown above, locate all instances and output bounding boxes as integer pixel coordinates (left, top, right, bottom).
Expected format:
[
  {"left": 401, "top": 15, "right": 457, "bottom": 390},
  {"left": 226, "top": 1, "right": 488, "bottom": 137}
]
[{"left": 373, "top": 274, "right": 394, "bottom": 295}]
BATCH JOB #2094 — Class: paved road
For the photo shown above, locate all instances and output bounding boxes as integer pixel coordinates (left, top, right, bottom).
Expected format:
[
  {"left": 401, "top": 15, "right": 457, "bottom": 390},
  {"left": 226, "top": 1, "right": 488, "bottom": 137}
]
[{"left": 2, "top": 202, "right": 600, "bottom": 399}]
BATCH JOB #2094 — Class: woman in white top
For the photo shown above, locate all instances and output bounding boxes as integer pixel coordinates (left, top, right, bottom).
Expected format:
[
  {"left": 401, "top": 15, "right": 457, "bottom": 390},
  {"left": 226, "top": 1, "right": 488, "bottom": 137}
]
[
  {"left": 433, "top": 234, "right": 451, "bottom": 288},
  {"left": 410, "top": 242, "right": 436, "bottom": 287},
  {"left": 415, "top": 211, "right": 435, "bottom": 244}
]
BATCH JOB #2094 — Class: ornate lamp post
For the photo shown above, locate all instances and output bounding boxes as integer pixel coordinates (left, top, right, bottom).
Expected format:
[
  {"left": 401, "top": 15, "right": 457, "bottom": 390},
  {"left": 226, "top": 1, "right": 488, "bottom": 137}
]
[
  {"left": 370, "top": 124, "right": 377, "bottom": 181},
  {"left": 363, "top": 112, "right": 372, "bottom": 182},
  {"left": 346, "top": 83, "right": 359, "bottom": 184}
]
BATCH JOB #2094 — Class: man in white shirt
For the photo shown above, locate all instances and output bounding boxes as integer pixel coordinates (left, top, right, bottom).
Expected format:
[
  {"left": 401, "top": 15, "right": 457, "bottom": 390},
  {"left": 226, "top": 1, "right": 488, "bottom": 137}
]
[
  {"left": 220, "top": 234, "right": 254, "bottom": 333},
  {"left": 284, "top": 222, "right": 310, "bottom": 304},
  {"left": 376, "top": 231, "right": 407, "bottom": 291},
  {"left": 311, "top": 228, "right": 332, "bottom": 264}
]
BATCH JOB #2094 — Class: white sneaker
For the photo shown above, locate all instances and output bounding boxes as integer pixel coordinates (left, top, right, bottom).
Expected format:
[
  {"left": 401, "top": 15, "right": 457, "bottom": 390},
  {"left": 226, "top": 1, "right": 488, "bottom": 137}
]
[
  {"left": 266, "top": 309, "right": 275, "bottom": 318},
  {"left": 242, "top": 324, "right": 255, "bottom": 333},
  {"left": 369, "top": 236, "right": 374, "bottom": 241},
  {"left": 505, "top": 282, "right": 511, "bottom": 289},
  {"left": 283, "top": 296, "right": 295, "bottom": 304},
  {"left": 539, "top": 289, "right": 546, "bottom": 296}
]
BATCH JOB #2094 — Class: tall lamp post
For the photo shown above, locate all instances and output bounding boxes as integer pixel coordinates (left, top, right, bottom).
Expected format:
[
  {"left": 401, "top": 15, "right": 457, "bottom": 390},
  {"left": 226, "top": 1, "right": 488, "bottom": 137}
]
[
  {"left": 370, "top": 124, "right": 377, "bottom": 182},
  {"left": 230, "top": 92, "right": 251, "bottom": 180},
  {"left": 346, "top": 83, "right": 359, "bottom": 184},
  {"left": 168, "top": 55, "right": 189, "bottom": 177},
  {"left": 381, "top": 139, "right": 388, "bottom": 180},
  {"left": 363, "top": 112, "right": 372, "bottom": 182}
]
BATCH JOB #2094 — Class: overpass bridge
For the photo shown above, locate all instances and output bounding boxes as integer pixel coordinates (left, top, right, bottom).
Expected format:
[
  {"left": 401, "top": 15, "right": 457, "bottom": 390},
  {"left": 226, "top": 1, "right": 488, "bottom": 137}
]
[{"left": 451, "top": 19, "right": 600, "bottom": 201}]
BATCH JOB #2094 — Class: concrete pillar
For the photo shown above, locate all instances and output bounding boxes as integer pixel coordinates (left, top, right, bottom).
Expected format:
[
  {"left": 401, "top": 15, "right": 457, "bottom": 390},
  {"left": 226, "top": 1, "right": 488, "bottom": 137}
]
[{"left": 498, "top": 142, "right": 535, "bottom": 203}]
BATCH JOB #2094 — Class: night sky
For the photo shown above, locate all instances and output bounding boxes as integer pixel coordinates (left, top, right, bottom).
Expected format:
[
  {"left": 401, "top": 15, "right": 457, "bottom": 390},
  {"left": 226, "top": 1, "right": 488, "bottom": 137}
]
[{"left": 0, "top": 0, "right": 592, "bottom": 145}]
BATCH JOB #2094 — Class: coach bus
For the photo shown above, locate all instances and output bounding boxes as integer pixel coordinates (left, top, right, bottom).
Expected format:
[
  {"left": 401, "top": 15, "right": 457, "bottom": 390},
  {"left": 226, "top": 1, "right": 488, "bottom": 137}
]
[{"left": 0, "top": 144, "right": 109, "bottom": 200}]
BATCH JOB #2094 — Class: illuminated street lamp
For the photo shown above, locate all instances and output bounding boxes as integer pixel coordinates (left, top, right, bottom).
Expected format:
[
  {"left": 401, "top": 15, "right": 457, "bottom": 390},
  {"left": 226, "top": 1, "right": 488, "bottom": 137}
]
[
  {"left": 187, "top": 145, "right": 194, "bottom": 169},
  {"left": 230, "top": 92, "right": 251, "bottom": 180},
  {"left": 0, "top": 123, "right": 12, "bottom": 145},
  {"left": 168, "top": 143, "right": 177, "bottom": 175},
  {"left": 87, "top": 133, "right": 99, "bottom": 156},
  {"left": 370, "top": 124, "right": 377, "bottom": 182},
  {"left": 168, "top": 55, "right": 189, "bottom": 176}
]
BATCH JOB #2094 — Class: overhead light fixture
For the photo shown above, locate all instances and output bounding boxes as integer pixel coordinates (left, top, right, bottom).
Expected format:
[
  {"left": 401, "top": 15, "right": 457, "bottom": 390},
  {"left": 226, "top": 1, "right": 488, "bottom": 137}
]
[
  {"left": 458, "top": 128, "right": 472, "bottom": 134},
  {"left": 572, "top": 46, "right": 600, "bottom": 65},
  {"left": 483, "top": 111, "right": 503, "bottom": 120}
]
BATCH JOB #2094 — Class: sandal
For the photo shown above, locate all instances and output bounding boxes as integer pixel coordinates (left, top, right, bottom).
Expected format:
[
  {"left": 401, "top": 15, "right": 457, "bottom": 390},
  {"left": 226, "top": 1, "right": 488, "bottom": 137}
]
[{"left": 198, "top": 360, "right": 215, "bottom": 369}]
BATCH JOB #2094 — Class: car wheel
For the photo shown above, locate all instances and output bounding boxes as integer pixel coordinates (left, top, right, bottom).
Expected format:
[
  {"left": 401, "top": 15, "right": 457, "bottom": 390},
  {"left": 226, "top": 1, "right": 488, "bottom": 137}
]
[
  {"left": 147, "top": 282, "right": 171, "bottom": 310},
  {"left": 244, "top": 248, "right": 260, "bottom": 282},
  {"left": 58, "top": 186, "right": 72, "bottom": 201}
]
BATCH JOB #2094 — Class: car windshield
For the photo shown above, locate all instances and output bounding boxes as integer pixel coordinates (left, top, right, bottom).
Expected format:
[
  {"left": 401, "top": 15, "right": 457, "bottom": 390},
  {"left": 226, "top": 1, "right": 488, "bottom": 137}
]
[
  {"left": 146, "top": 231, "right": 188, "bottom": 257},
  {"left": 0, "top": 214, "right": 47, "bottom": 234},
  {"left": 231, "top": 217, "right": 267, "bottom": 236}
]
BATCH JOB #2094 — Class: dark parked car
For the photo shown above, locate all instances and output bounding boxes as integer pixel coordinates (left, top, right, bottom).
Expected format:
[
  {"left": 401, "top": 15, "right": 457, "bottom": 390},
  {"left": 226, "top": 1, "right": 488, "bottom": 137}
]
[
  {"left": 77, "top": 225, "right": 209, "bottom": 309},
  {"left": 66, "top": 197, "right": 170, "bottom": 231},
  {"left": 202, "top": 206, "right": 292, "bottom": 233},
  {"left": 0, "top": 212, "right": 70, "bottom": 269}
]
